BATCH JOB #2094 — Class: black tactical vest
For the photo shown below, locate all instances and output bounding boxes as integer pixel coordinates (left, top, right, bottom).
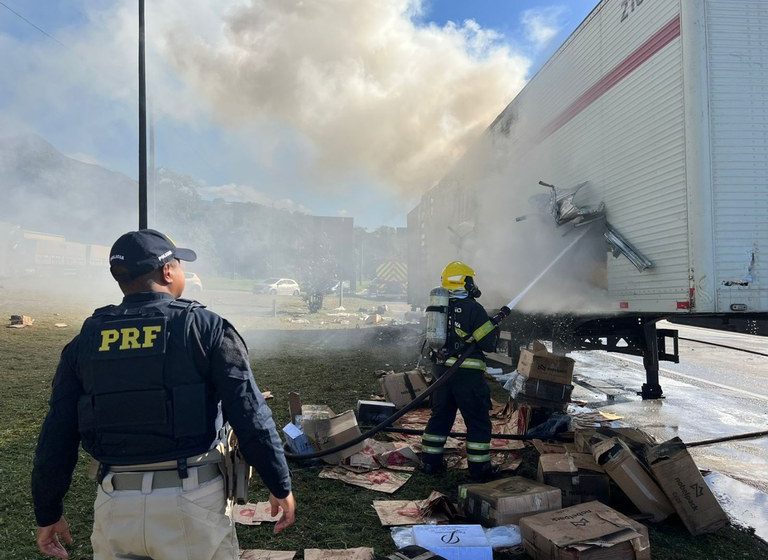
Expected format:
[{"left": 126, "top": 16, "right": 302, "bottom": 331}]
[{"left": 76, "top": 296, "right": 220, "bottom": 465}]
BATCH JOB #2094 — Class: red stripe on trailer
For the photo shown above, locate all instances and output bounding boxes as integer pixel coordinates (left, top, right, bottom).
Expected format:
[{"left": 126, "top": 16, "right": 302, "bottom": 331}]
[
  {"left": 539, "top": 15, "right": 681, "bottom": 141},
  {"left": 619, "top": 301, "right": 629, "bottom": 309},
  {"left": 676, "top": 301, "right": 690, "bottom": 310}
]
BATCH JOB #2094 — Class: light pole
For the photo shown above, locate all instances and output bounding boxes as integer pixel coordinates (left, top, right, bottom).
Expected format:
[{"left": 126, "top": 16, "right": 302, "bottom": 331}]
[{"left": 138, "top": 0, "right": 148, "bottom": 229}]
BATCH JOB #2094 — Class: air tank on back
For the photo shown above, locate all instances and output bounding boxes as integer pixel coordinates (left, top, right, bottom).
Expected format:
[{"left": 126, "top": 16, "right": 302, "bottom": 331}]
[{"left": 425, "top": 286, "right": 450, "bottom": 350}]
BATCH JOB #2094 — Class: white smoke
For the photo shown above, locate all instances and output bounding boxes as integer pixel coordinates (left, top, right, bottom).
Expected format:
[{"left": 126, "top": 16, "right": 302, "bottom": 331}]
[{"left": 163, "top": 0, "right": 531, "bottom": 192}]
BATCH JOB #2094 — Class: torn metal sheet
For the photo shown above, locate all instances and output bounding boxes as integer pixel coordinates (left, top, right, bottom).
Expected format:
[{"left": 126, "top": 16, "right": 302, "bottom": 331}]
[
  {"left": 539, "top": 180, "right": 606, "bottom": 227},
  {"left": 722, "top": 248, "right": 756, "bottom": 287},
  {"left": 604, "top": 224, "right": 654, "bottom": 272}
]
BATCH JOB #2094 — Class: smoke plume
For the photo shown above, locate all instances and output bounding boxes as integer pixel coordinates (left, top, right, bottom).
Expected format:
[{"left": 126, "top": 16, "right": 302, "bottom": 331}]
[{"left": 164, "top": 0, "right": 530, "bottom": 192}]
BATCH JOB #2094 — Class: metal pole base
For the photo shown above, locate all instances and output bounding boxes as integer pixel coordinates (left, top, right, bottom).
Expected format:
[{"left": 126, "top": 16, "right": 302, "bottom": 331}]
[{"left": 639, "top": 383, "right": 664, "bottom": 400}]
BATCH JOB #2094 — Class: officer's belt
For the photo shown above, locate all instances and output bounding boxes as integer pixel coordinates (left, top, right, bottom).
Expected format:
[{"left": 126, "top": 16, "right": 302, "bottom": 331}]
[
  {"left": 110, "top": 463, "right": 220, "bottom": 491},
  {"left": 108, "top": 448, "right": 223, "bottom": 473}
]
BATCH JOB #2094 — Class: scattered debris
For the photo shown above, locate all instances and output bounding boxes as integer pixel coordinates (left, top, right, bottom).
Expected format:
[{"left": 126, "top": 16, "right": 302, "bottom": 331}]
[
  {"left": 233, "top": 502, "right": 282, "bottom": 525},
  {"left": 372, "top": 491, "right": 457, "bottom": 526},
  {"left": 519, "top": 500, "right": 651, "bottom": 560},
  {"left": 537, "top": 452, "right": 610, "bottom": 507},
  {"left": 381, "top": 545, "right": 446, "bottom": 560},
  {"left": 282, "top": 422, "right": 315, "bottom": 455},
  {"left": 365, "top": 313, "right": 383, "bottom": 324},
  {"left": 458, "top": 477, "right": 562, "bottom": 526},
  {"left": 319, "top": 466, "right": 412, "bottom": 493},
  {"left": 240, "top": 551, "right": 296, "bottom": 560},
  {"left": 261, "top": 391, "right": 274, "bottom": 400},
  {"left": 287, "top": 317, "right": 310, "bottom": 324},
  {"left": 380, "top": 369, "right": 429, "bottom": 408},
  {"left": 413, "top": 524, "right": 492, "bottom": 560},
  {"left": 647, "top": 438, "right": 728, "bottom": 535},
  {"left": 54, "top": 323, "right": 68, "bottom": 328},
  {"left": 304, "top": 549, "right": 374, "bottom": 560},
  {"left": 301, "top": 405, "right": 365, "bottom": 464},
  {"left": 357, "top": 400, "right": 397, "bottom": 424},
  {"left": 592, "top": 438, "right": 673, "bottom": 522},
  {"left": 7, "top": 315, "right": 34, "bottom": 328}
]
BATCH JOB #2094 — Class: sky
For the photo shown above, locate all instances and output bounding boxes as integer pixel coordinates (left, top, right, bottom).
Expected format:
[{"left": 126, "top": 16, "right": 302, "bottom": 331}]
[{"left": 0, "top": 0, "right": 597, "bottom": 228}]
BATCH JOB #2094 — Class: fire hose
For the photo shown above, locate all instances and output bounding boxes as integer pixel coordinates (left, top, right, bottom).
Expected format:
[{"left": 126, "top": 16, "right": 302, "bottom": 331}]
[{"left": 282, "top": 306, "right": 512, "bottom": 460}]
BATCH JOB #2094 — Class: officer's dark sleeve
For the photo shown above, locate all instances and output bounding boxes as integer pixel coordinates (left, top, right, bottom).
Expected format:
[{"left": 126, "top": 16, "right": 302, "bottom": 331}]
[
  {"left": 31, "top": 337, "right": 83, "bottom": 527},
  {"left": 208, "top": 321, "right": 291, "bottom": 499},
  {"left": 472, "top": 302, "right": 499, "bottom": 354}
]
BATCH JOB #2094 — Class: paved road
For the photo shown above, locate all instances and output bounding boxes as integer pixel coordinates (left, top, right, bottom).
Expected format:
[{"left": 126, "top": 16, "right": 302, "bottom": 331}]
[{"left": 567, "top": 324, "right": 768, "bottom": 494}]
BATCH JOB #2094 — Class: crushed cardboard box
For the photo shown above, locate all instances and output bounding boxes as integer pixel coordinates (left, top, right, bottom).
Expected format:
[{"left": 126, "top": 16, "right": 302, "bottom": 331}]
[
  {"left": 519, "top": 500, "right": 650, "bottom": 560},
  {"left": 380, "top": 370, "right": 429, "bottom": 408},
  {"left": 304, "top": 548, "right": 374, "bottom": 560},
  {"left": 413, "top": 524, "right": 492, "bottom": 560},
  {"left": 516, "top": 341, "right": 574, "bottom": 385},
  {"left": 240, "top": 551, "right": 296, "bottom": 560},
  {"left": 458, "top": 476, "right": 562, "bottom": 526},
  {"left": 373, "top": 491, "right": 458, "bottom": 526},
  {"left": 646, "top": 437, "right": 728, "bottom": 535},
  {"left": 537, "top": 453, "right": 610, "bottom": 507},
  {"left": 506, "top": 372, "right": 573, "bottom": 403},
  {"left": 592, "top": 438, "right": 673, "bottom": 522},
  {"left": 296, "top": 396, "right": 365, "bottom": 464},
  {"left": 383, "top": 546, "right": 447, "bottom": 560},
  {"left": 233, "top": 502, "right": 282, "bottom": 525},
  {"left": 320, "top": 466, "right": 412, "bottom": 493},
  {"left": 532, "top": 440, "right": 578, "bottom": 455},
  {"left": 357, "top": 400, "right": 397, "bottom": 424}
]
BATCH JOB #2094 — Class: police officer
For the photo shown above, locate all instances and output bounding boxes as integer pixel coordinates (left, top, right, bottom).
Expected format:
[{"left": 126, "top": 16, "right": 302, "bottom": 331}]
[
  {"left": 32, "top": 229, "right": 295, "bottom": 560},
  {"left": 421, "top": 261, "right": 499, "bottom": 481}
]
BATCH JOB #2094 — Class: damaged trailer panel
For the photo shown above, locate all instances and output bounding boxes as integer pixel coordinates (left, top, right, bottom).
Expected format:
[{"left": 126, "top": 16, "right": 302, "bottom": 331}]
[{"left": 407, "top": 0, "right": 768, "bottom": 316}]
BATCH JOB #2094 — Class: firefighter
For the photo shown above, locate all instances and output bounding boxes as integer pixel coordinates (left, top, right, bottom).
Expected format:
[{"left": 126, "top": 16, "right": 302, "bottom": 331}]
[{"left": 421, "top": 261, "right": 500, "bottom": 480}]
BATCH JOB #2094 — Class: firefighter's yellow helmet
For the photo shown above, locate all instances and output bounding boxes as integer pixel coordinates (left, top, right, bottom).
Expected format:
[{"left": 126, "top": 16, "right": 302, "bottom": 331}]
[{"left": 441, "top": 261, "right": 475, "bottom": 290}]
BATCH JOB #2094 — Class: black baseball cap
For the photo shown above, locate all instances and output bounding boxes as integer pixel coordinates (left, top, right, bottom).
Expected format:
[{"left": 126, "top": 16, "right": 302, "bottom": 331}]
[{"left": 109, "top": 229, "right": 197, "bottom": 280}]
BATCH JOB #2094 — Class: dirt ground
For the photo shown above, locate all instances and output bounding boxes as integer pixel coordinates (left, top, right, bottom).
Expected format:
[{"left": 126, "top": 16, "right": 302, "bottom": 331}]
[{"left": 1, "top": 288, "right": 766, "bottom": 559}]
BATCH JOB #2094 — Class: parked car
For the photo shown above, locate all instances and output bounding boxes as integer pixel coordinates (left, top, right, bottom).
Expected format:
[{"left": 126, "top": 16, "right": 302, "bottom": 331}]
[
  {"left": 253, "top": 278, "right": 301, "bottom": 296},
  {"left": 184, "top": 272, "right": 203, "bottom": 292}
]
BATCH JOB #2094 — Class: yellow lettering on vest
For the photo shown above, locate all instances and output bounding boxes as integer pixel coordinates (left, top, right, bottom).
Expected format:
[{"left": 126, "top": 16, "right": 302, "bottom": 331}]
[
  {"left": 119, "top": 327, "right": 141, "bottom": 350},
  {"left": 142, "top": 325, "right": 162, "bottom": 348},
  {"left": 98, "top": 329, "right": 120, "bottom": 351}
]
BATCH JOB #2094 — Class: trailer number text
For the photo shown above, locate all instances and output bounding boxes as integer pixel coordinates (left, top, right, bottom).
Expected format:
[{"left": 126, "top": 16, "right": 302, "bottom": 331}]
[{"left": 620, "top": 0, "right": 645, "bottom": 23}]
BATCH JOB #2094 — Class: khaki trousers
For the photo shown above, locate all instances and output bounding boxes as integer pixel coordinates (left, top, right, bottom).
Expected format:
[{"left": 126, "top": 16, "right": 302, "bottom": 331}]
[{"left": 90, "top": 473, "right": 239, "bottom": 560}]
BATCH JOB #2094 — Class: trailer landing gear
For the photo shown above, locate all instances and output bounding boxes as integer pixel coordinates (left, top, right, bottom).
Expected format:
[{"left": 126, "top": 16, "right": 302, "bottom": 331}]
[{"left": 552, "top": 314, "right": 678, "bottom": 400}]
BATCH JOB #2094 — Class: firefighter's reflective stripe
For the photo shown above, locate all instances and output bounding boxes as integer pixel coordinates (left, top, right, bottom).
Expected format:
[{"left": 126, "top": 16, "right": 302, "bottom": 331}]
[
  {"left": 421, "top": 445, "right": 446, "bottom": 454},
  {"left": 471, "top": 320, "right": 495, "bottom": 343},
  {"left": 422, "top": 433, "right": 448, "bottom": 443},
  {"left": 466, "top": 442, "right": 491, "bottom": 451},
  {"left": 444, "top": 357, "right": 486, "bottom": 371},
  {"left": 467, "top": 453, "right": 492, "bottom": 462},
  {"left": 455, "top": 326, "right": 469, "bottom": 339}
]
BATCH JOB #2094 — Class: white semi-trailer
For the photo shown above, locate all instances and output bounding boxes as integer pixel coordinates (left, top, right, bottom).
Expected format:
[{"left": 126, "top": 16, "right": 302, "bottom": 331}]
[{"left": 408, "top": 0, "right": 767, "bottom": 397}]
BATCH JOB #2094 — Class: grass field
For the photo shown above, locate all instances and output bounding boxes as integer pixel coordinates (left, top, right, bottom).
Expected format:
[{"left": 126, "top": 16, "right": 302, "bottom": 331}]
[{"left": 1, "top": 295, "right": 767, "bottom": 559}]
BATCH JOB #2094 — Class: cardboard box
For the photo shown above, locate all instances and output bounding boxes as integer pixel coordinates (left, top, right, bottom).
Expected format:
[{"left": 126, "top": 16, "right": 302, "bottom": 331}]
[
  {"left": 646, "top": 437, "right": 728, "bottom": 535},
  {"left": 537, "top": 453, "right": 611, "bottom": 507},
  {"left": 574, "top": 429, "right": 607, "bottom": 453},
  {"left": 356, "top": 400, "right": 397, "bottom": 424},
  {"left": 532, "top": 440, "right": 578, "bottom": 455},
  {"left": 301, "top": 409, "right": 365, "bottom": 464},
  {"left": 507, "top": 372, "right": 573, "bottom": 402},
  {"left": 380, "top": 370, "right": 429, "bottom": 408},
  {"left": 512, "top": 393, "right": 569, "bottom": 413},
  {"left": 520, "top": 500, "right": 651, "bottom": 560},
  {"left": 412, "top": 524, "right": 492, "bottom": 560},
  {"left": 592, "top": 439, "right": 674, "bottom": 522},
  {"left": 458, "top": 476, "right": 562, "bottom": 527},
  {"left": 516, "top": 341, "right": 574, "bottom": 385},
  {"left": 282, "top": 422, "right": 315, "bottom": 455}
]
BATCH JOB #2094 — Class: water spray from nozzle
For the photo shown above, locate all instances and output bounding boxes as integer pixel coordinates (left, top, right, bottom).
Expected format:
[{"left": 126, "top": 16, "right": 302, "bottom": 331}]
[{"left": 504, "top": 227, "right": 591, "bottom": 311}]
